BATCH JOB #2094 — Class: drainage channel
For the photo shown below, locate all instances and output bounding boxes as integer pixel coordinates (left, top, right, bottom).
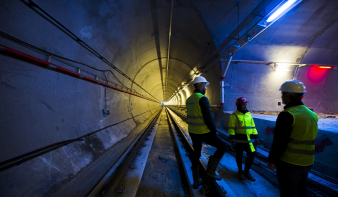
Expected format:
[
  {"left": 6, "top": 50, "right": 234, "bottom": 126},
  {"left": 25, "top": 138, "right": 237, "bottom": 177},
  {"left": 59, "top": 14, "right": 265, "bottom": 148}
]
[
  {"left": 88, "top": 108, "right": 195, "bottom": 197},
  {"left": 88, "top": 109, "right": 161, "bottom": 197},
  {"left": 135, "top": 109, "right": 190, "bottom": 197}
]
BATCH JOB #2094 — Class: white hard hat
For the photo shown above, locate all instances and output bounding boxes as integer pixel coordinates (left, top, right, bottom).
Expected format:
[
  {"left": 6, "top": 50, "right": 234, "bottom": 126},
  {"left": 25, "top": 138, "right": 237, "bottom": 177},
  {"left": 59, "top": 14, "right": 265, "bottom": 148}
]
[
  {"left": 193, "top": 76, "right": 209, "bottom": 85},
  {"left": 279, "top": 79, "right": 306, "bottom": 93}
]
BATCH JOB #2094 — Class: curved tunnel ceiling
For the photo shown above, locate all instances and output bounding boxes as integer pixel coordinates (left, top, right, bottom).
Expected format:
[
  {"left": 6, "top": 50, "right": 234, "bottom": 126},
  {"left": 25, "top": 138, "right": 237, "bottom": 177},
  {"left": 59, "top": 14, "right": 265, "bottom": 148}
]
[{"left": 5, "top": 0, "right": 337, "bottom": 103}]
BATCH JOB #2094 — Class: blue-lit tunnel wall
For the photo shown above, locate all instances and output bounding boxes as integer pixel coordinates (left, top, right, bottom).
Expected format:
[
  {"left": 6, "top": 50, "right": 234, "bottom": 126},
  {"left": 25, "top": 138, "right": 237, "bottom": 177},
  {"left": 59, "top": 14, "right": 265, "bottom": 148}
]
[{"left": 169, "top": 0, "right": 338, "bottom": 112}]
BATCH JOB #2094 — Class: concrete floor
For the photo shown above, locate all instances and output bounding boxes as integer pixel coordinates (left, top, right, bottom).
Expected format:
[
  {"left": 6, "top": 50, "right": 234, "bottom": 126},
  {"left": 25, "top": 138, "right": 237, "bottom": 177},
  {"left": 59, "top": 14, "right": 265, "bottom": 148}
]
[
  {"left": 202, "top": 144, "right": 281, "bottom": 197},
  {"left": 136, "top": 111, "right": 185, "bottom": 197}
]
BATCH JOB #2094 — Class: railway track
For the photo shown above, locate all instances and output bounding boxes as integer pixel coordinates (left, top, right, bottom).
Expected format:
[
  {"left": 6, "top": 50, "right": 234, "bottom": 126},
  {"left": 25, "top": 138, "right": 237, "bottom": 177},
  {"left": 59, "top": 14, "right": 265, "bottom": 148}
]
[{"left": 88, "top": 108, "right": 230, "bottom": 197}]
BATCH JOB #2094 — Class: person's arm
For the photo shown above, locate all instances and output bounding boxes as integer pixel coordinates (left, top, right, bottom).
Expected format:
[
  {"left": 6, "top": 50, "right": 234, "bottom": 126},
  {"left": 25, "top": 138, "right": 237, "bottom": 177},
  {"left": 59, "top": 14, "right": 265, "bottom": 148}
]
[
  {"left": 250, "top": 116, "right": 260, "bottom": 144},
  {"left": 228, "top": 114, "right": 237, "bottom": 149},
  {"left": 199, "top": 96, "right": 217, "bottom": 134},
  {"left": 268, "top": 112, "right": 293, "bottom": 165}
]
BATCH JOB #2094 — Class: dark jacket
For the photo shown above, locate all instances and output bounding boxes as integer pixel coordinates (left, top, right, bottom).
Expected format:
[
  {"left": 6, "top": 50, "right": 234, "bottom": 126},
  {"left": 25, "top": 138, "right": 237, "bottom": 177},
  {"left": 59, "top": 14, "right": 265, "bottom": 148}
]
[
  {"left": 268, "top": 100, "right": 304, "bottom": 164},
  {"left": 194, "top": 89, "right": 217, "bottom": 134}
]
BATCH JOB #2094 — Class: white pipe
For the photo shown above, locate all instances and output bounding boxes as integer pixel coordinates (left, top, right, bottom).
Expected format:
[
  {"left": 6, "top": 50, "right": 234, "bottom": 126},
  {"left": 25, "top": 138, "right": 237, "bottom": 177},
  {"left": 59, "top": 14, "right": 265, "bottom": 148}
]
[
  {"left": 219, "top": 55, "right": 233, "bottom": 108},
  {"left": 222, "top": 55, "right": 233, "bottom": 78},
  {"left": 221, "top": 80, "right": 225, "bottom": 104}
]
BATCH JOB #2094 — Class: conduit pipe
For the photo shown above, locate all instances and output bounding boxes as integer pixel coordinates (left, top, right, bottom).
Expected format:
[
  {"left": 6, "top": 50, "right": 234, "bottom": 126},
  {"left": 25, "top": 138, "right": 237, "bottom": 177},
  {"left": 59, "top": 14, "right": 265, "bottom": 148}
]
[
  {"left": 20, "top": 0, "right": 160, "bottom": 102},
  {"left": 0, "top": 44, "right": 159, "bottom": 103},
  {"left": 164, "top": 0, "right": 174, "bottom": 100},
  {"left": 218, "top": 54, "right": 233, "bottom": 109}
]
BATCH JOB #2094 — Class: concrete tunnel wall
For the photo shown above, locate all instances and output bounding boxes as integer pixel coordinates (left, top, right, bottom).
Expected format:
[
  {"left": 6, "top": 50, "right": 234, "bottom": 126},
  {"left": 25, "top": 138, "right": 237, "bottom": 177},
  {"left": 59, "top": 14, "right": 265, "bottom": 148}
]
[
  {"left": 0, "top": 0, "right": 163, "bottom": 196},
  {"left": 0, "top": 0, "right": 221, "bottom": 196}
]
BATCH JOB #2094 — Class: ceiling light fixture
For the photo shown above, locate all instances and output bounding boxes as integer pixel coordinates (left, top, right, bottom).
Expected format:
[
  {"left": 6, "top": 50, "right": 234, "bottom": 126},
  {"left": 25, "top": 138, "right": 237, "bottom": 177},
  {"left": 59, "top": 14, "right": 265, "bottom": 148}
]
[
  {"left": 318, "top": 66, "right": 332, "bottom": 69},
  {"left": 275, "top": 68, "right": 291, "bottom": 72},
  {"left": 258, "top": 0, "right": 302, "bottom": 27}
]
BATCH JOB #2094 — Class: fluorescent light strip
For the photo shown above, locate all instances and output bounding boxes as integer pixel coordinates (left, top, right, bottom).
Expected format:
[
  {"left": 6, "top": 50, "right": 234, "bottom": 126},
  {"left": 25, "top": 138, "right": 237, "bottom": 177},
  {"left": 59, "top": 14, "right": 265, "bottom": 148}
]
[{"left": 267, "top": 0, "right": 297, "bottom": 22}]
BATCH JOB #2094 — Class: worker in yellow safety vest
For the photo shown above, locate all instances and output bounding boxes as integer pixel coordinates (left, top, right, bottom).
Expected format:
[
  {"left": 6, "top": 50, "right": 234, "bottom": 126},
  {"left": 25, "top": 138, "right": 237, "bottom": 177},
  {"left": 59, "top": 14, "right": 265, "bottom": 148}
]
[
  {"left": 228, "top": 97, "right": 259, "bottom": 181},
  {"left": 186, "top": 76, "right": 227, "bottom": 189},
  {"left": 268, "top": 79, "right": 318, "bottom": 197}
]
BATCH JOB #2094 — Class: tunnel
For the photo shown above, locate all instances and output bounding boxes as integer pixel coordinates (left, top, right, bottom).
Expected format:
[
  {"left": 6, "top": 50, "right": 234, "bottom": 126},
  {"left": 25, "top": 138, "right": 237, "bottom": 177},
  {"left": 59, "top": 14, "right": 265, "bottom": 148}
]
[{"left": 1, "top": 0, "right": 338, "bottom": 196}]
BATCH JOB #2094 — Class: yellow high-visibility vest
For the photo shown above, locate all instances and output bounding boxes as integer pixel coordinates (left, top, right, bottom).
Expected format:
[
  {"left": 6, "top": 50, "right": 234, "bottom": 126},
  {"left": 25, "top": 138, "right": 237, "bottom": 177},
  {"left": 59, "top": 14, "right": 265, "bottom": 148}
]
[
  {"left": 186, "top": 93, "right": 210, "bottom": 134},
  {"left": 228, "top": 110, "right": 258, "bottom": 152},
  {"left": 280, "top": 105, "right": 318, "bottom": 166}
]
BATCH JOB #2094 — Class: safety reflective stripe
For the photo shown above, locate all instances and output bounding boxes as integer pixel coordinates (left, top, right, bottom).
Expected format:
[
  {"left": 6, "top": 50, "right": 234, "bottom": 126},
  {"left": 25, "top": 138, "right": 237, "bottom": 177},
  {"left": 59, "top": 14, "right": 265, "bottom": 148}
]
[
  {"left": 286, "top": 147, "right": 315, "bottom": 155},
  {"left": 289, "top": 139, "right": 315, "bottom": 145},
  {"left": 228, "top": 127, "right": 236, "bottom": 129},
  {"left": 187, "top": 115, "right": 203, "bottom": 119},
  {"left": 235, "top": 126, "right": 256, "bottom": 129},
  {"left": 187, "top": 122, "right": 206, "bottom": 126}
]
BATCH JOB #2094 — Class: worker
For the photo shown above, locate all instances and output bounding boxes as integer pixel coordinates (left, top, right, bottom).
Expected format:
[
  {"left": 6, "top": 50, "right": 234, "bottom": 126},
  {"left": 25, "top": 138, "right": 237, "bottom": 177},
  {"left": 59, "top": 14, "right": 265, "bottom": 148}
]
[
  {"left": 186, "top": 76, "right": 227, "bottom": 189},
  {"left": 267, "top": 79, "right": 318, "bottom": 197},
  {"left": 228, "top": 97, "right": 259, "bottom": 181}
]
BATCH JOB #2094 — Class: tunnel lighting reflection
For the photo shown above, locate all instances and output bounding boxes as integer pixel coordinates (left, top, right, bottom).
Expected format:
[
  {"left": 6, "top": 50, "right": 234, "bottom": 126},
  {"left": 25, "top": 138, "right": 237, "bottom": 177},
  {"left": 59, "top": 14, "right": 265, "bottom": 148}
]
[
  {"left": 318, "top": 66, "right": 332, "bottom": 69},
  {"left": 275, "top": 68, "right": 290, "bottom": 72},
  {"left": 306, "top": 65, "right": 330, "bottom": 83},
  {"left": 258, "top": 0, "right": 302, "bottom": 27}
]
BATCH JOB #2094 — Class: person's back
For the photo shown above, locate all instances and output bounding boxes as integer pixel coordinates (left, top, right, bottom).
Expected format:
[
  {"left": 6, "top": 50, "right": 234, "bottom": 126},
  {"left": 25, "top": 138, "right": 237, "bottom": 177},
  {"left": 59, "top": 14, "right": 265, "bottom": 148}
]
[
  {"left": 186, "top": 92, "right": 210, "bottom": 134},
  {"left": 280, "top": 105, "right": 318, "bottom": 166},
  {"left": 185, "top": 76, "right": 227, "bottom": 189},
  {"left": 267, "top": 79, "right": 319, "bottom": 197}
]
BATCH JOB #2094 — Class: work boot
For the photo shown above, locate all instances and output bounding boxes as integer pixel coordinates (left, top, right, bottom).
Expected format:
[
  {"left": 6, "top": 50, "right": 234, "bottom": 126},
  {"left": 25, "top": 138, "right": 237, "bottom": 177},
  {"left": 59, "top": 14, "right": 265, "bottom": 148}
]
[
  {"left": 191, "top": 166, "right": 203, "bottom": 189},
  {"left": 244, "top": 171, "right": 256, "bottom": 181},
  {"left": 206, "top": 156, "right": 222, "bottom": 180},
  {"left": 238, "top": 171, "right": 245, "bottom": 180}
]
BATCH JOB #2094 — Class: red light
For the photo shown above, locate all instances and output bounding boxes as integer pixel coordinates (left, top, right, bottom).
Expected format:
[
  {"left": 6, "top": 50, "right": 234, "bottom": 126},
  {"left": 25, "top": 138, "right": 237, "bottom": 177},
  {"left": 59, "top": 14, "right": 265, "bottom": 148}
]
[
  {"left": 318, "top": 66, "right": 332, "bottom": 69},
  {"left": 306, "top": 65, "right": 330, "bottom": 83}
]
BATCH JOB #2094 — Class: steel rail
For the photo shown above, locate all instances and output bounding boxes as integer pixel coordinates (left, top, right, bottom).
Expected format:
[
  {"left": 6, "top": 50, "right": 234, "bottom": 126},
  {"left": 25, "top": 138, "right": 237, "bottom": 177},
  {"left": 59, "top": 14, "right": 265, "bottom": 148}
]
[
  {"left": 165, "top": 109, "right": 195, "bottom": 197},
  {"left": 90, "top": 108, "right": 200, "bottom": 197},
  {"left": 166, "top": 108, "right": 227, "bottom": 197},
  {"left": 98, "top": 110, "right": 162, "bottom": 196}
]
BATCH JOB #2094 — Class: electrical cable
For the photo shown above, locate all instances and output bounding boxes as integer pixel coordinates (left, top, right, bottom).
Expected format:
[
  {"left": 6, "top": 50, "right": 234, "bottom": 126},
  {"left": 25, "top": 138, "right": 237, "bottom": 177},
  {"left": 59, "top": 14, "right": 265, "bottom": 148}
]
[
  {"left": 19, "top": 0, "right": 160, "bottom": 102},
  {"left": 0, "top": 31, "right": 155, "bottom": 99}
]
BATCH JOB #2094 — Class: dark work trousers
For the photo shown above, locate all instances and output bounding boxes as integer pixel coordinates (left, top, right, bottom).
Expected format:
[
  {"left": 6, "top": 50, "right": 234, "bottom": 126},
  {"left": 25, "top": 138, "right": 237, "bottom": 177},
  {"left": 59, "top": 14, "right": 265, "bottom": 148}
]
[
  {"left": 190, "top": 132, "right": 227, "bottom": 168},
  {"left": 276, "top": 160, "right": 312, "bottom": 197},
  {"left": 235, "top": 143, "right": 255, "bottom": 172}
]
